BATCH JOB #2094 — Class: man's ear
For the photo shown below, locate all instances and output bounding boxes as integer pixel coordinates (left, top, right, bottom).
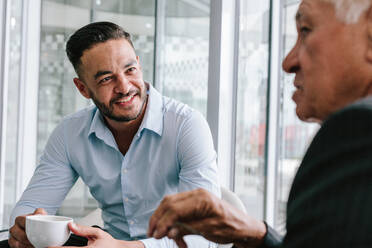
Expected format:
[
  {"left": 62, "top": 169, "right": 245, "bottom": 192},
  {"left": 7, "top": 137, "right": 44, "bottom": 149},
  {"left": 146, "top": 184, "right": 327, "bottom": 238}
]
[
  {"left": 366, "top": 6, "right": 372, "bottom": 62},
  {"left": 73, "top": 78, "right": 91, "bottom": 99}
]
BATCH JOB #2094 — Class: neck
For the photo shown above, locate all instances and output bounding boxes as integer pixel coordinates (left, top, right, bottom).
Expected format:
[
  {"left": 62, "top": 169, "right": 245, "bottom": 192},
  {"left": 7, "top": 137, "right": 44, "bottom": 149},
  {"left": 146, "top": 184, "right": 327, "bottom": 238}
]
[{"left": 104, "top": 98, "right": 148, "bottom": 138}]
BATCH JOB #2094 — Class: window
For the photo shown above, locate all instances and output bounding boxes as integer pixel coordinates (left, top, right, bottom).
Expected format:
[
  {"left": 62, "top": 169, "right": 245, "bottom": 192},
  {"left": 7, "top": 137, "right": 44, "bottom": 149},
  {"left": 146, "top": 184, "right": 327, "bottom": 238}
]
[
  {"left": 234, "top": 0, "right": 270, "bottom": 220},
  {"left": 155, "top": 0, "right": 210, "bottom": 116},
  {"left": 0, "top": 0, "right": 23, "bottom": 229},
  {"left": 274, "top": 0, "right": 318, "bottom": 232}
]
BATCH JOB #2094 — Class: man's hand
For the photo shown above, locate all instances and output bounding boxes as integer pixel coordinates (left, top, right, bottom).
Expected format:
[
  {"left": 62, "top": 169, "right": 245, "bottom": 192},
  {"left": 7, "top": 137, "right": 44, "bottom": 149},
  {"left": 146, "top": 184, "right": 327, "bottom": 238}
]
[
  {"left": 147, "top": 188, "right": 267, "bottom": 248},
  {"left": 9, "top": 208, "right": 48, "bottom": 248},
  {"left": 51, "top": 223, "right": 144, "bottom": 248}
]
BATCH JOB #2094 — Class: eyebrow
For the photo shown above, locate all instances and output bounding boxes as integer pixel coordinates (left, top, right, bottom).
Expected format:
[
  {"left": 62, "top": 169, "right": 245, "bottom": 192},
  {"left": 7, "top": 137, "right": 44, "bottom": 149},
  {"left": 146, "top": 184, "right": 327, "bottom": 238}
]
[
  {"left": 94, "top": 70, "right": 112, "bottom": 80},
  {"left": 295, "top": 11, "right": 302, "bottom": 22},
  {"left": 93, "top": 60, "right": 138, "bottom": 80},
  {"left": 124, "top": 60, "right": 137, "bottom": 69}
]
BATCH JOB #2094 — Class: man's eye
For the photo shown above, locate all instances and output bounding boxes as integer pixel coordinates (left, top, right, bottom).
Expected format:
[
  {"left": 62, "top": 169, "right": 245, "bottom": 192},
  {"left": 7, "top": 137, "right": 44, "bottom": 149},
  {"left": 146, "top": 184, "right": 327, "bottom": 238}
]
[
  {"left": 300, "top": 27, "right": 311, "bottom": 37},
  {"left": 99, "top": 77, "right": 111, "bottom": 84},
  {"left": 127, "top": 67, "right": 136, "bottom": 73}
]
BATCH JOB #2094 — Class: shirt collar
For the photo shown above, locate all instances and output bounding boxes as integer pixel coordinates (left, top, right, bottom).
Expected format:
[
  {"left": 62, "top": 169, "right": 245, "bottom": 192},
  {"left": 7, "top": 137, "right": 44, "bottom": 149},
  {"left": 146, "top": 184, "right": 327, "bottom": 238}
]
[
  {"left": 139, "top": 83, "right": 163, "bottom": 136},
  {"left": 88, "top": 107, "right": 110, "bottom": 140},
  {"left": 87, "top": 83, "right": 164, "bottom": 139}
]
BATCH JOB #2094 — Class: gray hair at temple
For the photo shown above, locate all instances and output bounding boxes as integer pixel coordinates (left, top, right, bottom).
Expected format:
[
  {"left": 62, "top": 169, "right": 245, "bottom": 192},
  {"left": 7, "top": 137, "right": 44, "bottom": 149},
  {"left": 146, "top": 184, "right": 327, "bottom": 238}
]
[{"left": 322, "top": 0, "right": 371, "bottom": 23}]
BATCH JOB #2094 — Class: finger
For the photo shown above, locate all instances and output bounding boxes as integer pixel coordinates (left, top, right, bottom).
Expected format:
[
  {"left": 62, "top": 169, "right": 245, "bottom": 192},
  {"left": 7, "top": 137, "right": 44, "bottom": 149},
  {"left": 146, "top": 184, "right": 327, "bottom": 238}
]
[
  {"left": 152, "top": 195, "right": 203, "bottom": 239},
  {"left": 8, "top": 236, "right": 31, "bottom": 248},
  {"left": 175, "top": 238, "right": 188, "bottom": 248},
  {"left": 9, "top": 223, "right": 33, "bottom": 247},
  {"left": 167, "top": 227, "right": 180, "bottom": 240},
  {"left": 67, "top": 222, "right": 102, "bottom": 239},
  {"left": 149, "top": 191, "right": 196, "bottom": 237},
  {"left": 8, "top": 236, "right": 19, "bottom": 248},
  {"left": 14, "top": 216, "right": 26, "bottom": 230},
  {"left": 148, "top": 191, "right": 194, "bottom": 236},
  {"left": 33, "top": 208, "right": 48, "bottom": 215},
  {"left": 148, "top": 195, "right": 175, "bottom": 237},
  {"left": 185, "top": 218, "right": 236, "bottom": 244},
  {"left": 151, "top": 209, "right": 181, "bottom": 239}
]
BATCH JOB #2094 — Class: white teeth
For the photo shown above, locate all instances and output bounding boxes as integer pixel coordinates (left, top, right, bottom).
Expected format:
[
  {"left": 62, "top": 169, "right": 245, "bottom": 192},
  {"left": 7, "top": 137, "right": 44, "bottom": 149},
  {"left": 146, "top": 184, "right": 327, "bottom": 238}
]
[{"left": 117, "top": 95, "right": 134, "bottom": 103}]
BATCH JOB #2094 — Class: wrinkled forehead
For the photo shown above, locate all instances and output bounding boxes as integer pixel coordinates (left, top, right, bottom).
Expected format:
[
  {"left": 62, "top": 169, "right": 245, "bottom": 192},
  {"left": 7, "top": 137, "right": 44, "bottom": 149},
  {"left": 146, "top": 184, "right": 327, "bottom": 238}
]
[
  {"left": 299, "top": 0, "right": 371, "bottom": 24},
  {"left": 296, "top": 0, "right": 333, "bottom": 23}
]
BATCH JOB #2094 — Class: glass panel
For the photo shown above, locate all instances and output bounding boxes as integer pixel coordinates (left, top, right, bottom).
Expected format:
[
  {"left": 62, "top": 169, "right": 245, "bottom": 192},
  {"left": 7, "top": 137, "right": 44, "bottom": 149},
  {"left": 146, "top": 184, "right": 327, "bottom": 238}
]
[
  {"left": 39, "top": 0, "right": 92, "bottom": 218},
  {"left": 2, "top": 0, "right": 23, "bottom": 229},
  {"left": 38, "top": 0, "right": 155, "bottom": 219},
  {"left": 234, "top": 0, "right": 270, "bottom": 220},
  {"left": 274, "top": 1, "right": 319, "bottom": 233},
  {"left": 93, "top": 0, "right": 155, "bottom": 82},
  {"left": 156, "top": 0, "right": 210, "bottom": 116}
]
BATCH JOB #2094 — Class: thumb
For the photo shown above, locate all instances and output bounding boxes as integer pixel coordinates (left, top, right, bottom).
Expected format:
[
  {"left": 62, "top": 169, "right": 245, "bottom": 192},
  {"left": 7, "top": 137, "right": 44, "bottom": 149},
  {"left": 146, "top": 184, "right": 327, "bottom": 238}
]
[
  {"left": 33, "top": 208, "right": 48, "bottom": 215},
  {"left": 68, "top": 223, "right": 102, "bottom": 238}
]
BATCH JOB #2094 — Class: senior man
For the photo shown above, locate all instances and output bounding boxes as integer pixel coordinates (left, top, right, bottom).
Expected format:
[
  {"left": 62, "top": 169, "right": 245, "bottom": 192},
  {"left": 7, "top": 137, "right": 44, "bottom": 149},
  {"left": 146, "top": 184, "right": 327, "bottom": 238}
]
[
  {"left": 147, "top": 0, "right": 372, "bottom": 247},
  {"left": 2, "top": 22, "right": 219, "bottom": 248}
]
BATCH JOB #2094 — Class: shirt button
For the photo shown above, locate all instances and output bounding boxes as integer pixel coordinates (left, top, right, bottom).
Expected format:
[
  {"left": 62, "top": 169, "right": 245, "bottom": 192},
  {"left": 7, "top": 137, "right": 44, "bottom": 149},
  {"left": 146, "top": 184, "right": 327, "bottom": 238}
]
[
  {"left": 123, "top": 169, "right": 128, "bottom": 174},
  {"left": 125, "top": 197, "right": 129, "bottom": 202},
  {"left": 129, "top": 220, "right": 134, "bottom": 225}
]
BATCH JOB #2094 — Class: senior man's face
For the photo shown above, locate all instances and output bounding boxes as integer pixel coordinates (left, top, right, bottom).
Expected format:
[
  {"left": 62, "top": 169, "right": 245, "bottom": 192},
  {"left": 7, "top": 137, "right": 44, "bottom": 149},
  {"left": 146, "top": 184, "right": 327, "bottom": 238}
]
[{"left": 282, "top": 0, "right": 372, "bottom": 122}]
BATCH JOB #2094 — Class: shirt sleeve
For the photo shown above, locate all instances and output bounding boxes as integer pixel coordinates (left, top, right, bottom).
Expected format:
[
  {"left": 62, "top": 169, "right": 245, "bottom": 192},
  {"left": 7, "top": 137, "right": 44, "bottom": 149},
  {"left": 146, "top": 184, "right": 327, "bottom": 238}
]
[
  {"left": 140, "top": 235, "right": 217, "bottom": 248},
  {"left": 9, "top": 122, "right": 78, "bottom": 226},
  {"left": 231, "top": 222, "right": 283, "bottom": 248},
  {"left": 176, "top": 110, "right": 220, "bottom": 197},
  {"left": 258, "top": 222, "right": 283, "bottom": 248}
]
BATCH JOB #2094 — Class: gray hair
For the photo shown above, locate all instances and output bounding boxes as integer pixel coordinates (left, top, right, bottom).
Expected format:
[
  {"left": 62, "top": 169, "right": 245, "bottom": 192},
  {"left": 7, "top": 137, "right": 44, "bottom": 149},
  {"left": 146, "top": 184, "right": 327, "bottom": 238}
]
[{"left": 322, "top": 0, "right": 371, "bottom": 23}]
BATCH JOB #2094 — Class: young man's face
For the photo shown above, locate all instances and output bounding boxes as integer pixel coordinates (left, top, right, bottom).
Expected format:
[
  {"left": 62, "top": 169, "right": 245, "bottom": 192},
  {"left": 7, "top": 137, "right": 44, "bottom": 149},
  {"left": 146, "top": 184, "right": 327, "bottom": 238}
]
[
  {"left": 75, "top": 38, "right": 147, "bottom": 123},
  {"left": 282, "top": 0, "right": 372, "bottom": 122}
]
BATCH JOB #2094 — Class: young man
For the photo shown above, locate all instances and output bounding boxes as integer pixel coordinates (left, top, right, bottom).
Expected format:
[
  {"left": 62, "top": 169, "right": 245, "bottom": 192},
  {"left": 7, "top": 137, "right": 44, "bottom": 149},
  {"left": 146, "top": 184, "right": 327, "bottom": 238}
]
[{"left": 4, "top": 22, "right": 219, "bottom": 248}]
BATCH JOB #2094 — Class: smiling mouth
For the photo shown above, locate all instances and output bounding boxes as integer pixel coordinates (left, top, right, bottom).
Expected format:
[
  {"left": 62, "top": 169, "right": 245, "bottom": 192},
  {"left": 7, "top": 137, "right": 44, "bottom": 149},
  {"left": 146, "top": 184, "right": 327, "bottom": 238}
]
[
  {"left": 113, "top": 92, "right": 139, "bottom": 104},
  {"left": 116, "top": 94, "right": 135, "bottom": 103}
]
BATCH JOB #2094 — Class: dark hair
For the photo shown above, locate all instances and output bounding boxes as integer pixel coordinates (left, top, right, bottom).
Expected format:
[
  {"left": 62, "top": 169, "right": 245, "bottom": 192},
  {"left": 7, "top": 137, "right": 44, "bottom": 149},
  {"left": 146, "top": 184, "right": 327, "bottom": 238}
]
[{"left": 66, "top": 21, "right": 134, "bottom": 75}]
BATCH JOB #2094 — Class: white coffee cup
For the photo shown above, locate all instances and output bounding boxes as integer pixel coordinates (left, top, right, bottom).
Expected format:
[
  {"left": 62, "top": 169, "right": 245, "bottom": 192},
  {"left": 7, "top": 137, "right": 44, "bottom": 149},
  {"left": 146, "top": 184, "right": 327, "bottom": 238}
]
[{"left": 25, "top": 215, "right": 73, "bottom": 248}]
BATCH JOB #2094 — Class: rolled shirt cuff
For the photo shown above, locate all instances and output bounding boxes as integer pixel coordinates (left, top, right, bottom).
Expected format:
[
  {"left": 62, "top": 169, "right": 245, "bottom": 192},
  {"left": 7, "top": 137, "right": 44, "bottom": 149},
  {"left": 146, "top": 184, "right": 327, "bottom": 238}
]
[{"left": 140, "top": 235, "right": 217, "bottom": 248}]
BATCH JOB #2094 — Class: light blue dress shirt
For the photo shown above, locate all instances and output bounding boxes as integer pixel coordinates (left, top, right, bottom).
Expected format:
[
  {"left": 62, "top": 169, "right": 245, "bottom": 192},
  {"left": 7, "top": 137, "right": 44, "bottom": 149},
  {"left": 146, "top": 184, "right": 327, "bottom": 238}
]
[{"left": 10, "top": 84, "right": 220, "bottom": 247}]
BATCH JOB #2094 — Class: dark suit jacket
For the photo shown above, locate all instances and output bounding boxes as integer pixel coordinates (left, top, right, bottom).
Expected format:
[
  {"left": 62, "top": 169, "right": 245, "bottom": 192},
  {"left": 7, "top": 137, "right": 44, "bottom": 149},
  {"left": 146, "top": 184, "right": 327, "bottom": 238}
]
[{"left": 260, "top": 98, "right": 372, "bottom": 248}]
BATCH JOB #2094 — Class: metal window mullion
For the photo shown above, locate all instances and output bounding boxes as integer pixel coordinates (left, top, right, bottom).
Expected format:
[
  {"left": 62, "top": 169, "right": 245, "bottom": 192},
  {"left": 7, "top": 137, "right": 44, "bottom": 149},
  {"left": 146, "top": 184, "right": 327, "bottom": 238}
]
[
  {"left": 16, "top": 0, "right": 40, "bottom": 197},
  {"left": 206, "top": 0, "right": 222, "bottom": 153},
  {"left": 265, "top": 0, "right": 283, "bottom": 227},
  {"left": 207, "top": 0, "right": 223, "bottom": 186},
  {"left": 207, "top": 0, "right": 237, "bottom": 189},
  {"left": 153, "top": 0, "right": 166, "bottom": 90},
  {"left": 229, "top": 0, "right": 240, "bottom": 191},
  {"left": 0, "top": 0, "right": 11, "bottom": 227},
  {"left": 15, "top": 0, "right": 28, "bottom": 199},
  {"left": 90, "top": 0, "right": 96, "bottom": 22}
]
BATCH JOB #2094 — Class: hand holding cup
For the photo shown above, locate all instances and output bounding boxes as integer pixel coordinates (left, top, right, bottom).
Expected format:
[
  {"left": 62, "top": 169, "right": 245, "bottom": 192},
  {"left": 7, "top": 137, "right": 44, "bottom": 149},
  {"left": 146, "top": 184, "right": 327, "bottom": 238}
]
[
  {"left": 25, "top": 215, "right": 73, "bottom": 248},
  {"left": 8, "top": 208, "right": 47, "bottom": 248}
]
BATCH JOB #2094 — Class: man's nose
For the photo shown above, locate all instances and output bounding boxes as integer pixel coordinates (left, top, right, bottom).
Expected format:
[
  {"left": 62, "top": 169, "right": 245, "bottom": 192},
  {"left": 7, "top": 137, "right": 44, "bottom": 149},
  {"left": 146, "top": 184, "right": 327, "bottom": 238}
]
[
  {"left": 282, "top": 42, "right": 300, "bottom": 73},
  {"left": 114, "top": 74, "right": 131, "bottom": 94}
]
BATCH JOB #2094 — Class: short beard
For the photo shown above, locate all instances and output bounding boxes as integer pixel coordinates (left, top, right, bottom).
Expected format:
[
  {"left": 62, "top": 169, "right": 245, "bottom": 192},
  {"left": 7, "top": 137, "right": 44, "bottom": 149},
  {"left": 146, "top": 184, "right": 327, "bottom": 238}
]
[{"left": 90, "top": 90, "right": 147, "bottom": 122}]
